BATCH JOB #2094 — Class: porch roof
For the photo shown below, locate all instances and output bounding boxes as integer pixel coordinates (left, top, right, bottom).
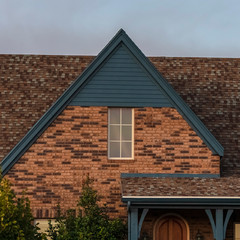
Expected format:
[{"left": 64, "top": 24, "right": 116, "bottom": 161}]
[{"left": 121, "top": 175, "right": 240, "bottom": 207}]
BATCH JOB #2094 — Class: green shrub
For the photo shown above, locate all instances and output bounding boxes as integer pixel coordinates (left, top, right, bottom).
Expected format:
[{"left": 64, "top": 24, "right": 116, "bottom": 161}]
[
  {"left": 47, "top": 177, "right": 127, "bottom": 240},
  {"left": 0, "top": 174, "right": 44, "bottom": 240}
]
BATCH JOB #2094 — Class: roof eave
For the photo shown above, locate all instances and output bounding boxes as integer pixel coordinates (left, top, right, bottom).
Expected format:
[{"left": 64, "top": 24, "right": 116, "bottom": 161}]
[
  {"left": 0, "top": 30, "right": 127, "bottom": 176},
  {"left": 121, "top": 32, "right": 224, "bottom": 156},
  {"left": 122, "top": 197, "right": 240, "bottom": 208}
]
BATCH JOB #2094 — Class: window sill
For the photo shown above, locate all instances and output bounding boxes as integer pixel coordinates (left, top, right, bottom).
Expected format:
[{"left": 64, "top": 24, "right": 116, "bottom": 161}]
[{"left": 108, "top": 158, "right": 136, "bottom": 163}]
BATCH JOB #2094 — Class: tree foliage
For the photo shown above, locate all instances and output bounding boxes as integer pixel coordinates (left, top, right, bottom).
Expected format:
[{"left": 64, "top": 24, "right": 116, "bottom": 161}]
[
  {"left": 47, "top": 177, "right": 127, "bottom": 240},
  {"left": 0, "top": 174, "right": 44, "bottom": 240}
]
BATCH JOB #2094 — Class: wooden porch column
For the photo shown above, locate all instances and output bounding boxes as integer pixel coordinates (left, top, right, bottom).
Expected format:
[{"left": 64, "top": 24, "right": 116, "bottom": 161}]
[
  {"left": 216, "top": 209, "right": 224, "bottom": 240},
  {"left": 205, "top": 209, "right": 233, "bottom": 240},
  {"left": 128, "top": 206, "right": 149, "bottom": 240},
  {"left": 130, "top": 208, "right": 138, "bottom": 240}
]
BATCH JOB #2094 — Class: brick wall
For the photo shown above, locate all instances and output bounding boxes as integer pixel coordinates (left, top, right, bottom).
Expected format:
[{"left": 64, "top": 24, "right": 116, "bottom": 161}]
[{"left": 6, "top": 106, "right": 220, "bottom": 218}]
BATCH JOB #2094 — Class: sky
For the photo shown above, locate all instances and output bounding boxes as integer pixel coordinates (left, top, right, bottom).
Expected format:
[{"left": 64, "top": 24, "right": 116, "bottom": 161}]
[{"left": 0, "top": 0, "right": 240, "bottom": 57}]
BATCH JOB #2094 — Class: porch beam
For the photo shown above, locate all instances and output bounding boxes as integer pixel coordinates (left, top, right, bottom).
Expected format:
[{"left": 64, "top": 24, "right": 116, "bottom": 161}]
[{"left": 128, "top": 204, "right": 240, "bottom": 209}]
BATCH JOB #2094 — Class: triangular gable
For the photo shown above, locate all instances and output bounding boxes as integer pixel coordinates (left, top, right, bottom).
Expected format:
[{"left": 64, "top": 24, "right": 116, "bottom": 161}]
[
  {"left": 69, "top": 44, "right": 172, "bottom": 107},
  {"left": 1, "top": 29, "right": 224, "bottom": 175}
]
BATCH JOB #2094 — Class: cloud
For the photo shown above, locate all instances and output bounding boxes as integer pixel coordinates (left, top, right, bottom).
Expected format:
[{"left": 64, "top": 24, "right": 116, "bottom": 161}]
[{"left": 0, "top": 0, "right": 240, "bottom": 57}]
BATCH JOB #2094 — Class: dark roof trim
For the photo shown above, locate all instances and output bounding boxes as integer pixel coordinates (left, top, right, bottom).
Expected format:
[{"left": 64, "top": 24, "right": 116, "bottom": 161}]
[
  {"left": 122, "top": 197, "right": 240, "bottom": 209},
  {"left": 0, "top": 29, "right": 126, "bottom": 175},
  {"left": 120, "top": 33, "right": 223, "bottom": 156},
  {"left": 1, "top": 29, "right": 223, "bottom": 175},
  {"left": 121, "top": 173, "right": 220, "bottom": 178}
]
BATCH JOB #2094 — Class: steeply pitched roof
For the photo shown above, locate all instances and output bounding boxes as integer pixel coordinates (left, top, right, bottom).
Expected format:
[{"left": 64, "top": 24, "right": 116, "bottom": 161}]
[
  {"left": 0, "top": 30, "right": 224, "bottom": 175},
  {"left": 0, "top": 54, "right": 94, "bottom": 160},
  {"left": 0, "top": 30, "right": 239, "bottom": 176}
]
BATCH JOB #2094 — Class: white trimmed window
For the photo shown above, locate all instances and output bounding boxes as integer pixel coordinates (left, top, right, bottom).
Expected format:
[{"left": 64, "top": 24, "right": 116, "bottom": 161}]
[
  {"left": 235, "top": 223, "right": 240, "bottom": 240},
  {"left": 108, "top": 108, "right": 134, "bottom": 159},
  {"left": 34, "top": 219, "right": 56, "bottom": 238}
]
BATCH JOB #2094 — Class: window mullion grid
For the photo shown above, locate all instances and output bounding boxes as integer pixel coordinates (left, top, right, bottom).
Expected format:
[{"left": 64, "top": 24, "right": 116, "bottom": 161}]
[
  {"left": 109, "top": 108, "right": 133, "bottom": 159},
  {"left": 120, "top": 108, "right": 122, "bottom": 158}
]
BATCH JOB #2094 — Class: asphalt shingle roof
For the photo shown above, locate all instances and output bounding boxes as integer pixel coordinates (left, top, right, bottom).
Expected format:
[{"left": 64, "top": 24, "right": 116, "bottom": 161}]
[
  {"left": 121, "top": 177, "right": 240, "bottom": 197},
  {"left": 1, "top": 54, "right": 240, "bottom": 177}
]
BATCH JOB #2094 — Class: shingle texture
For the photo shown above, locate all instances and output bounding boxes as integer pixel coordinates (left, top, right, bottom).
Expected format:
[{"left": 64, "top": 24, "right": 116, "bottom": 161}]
[
  {"left": 121, "top": 177, "right": 240, "bottom": 197},
  {"left": 0, "top": 55, "right": 94, "bottom": 160},
  {"left": 0, "top": 55, "right": 240, "bottom": 176}
]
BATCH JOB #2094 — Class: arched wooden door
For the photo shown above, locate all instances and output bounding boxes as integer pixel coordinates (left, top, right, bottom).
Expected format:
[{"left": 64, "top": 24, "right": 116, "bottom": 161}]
[{"left": 154, "top": 216, "right": 188, "bottom": 240}]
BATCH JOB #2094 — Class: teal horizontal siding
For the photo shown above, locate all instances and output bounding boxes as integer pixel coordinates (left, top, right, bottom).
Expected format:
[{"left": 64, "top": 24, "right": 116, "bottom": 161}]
[
  {"left": 69, "top": 45, "right": 172, "bottom": 107},
  {"left": 87, "top": 78, "right": 155, "bottom": 85},
  {"left": 95, "top": 71, "right": 147, "bottom": 77},
  {"left": 80, "top": 89, "right": 160, "bottom": 94},
  {"left": 71, "top": 99, "right": 171, "bottom": 104},
  {"left": 85, "top": 85, "right": 158, "bottom": 90},
  {"left": 74, "top": 93, "right": 166, "bottom": 99},
  {"left": 71, "top": 98, "right": 170, "bottom": 103},
  {"left": 71, "top": 102, "right": 172, "bottom": 107}
]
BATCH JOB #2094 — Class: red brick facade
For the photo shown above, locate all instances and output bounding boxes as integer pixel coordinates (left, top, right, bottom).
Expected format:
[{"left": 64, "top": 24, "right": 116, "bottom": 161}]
[
  {"left": 6, "top": 106, "right": 220, "bottom": 219},
  {"left": 1, "top": 30, "right": 239, "bottom": 240}
]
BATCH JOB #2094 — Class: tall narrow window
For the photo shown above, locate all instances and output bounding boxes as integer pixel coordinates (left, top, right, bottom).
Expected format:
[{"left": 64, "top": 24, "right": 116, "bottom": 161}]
[{"left": 108, "top": 108, "right": 133, "bottom": 159}]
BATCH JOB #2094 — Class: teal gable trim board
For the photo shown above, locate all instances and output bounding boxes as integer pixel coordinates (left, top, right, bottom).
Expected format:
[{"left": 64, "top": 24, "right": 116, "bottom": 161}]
[
  {"left": 121, "top": 173, "right": 220, "bottom": 178},
  {"left": 1, "top": 29, "right": 223, "bottom": 175}
]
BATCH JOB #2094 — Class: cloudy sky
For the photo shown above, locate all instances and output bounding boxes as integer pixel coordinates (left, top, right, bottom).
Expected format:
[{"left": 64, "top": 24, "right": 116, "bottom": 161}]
[{"left": 1, "top": 0, "right": 240, "bottom": 57}]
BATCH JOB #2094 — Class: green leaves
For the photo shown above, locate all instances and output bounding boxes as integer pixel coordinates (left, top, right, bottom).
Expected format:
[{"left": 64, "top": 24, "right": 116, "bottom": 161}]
[
  {"left": 47, "top": 176, "right": 127, "bottom": 240},
  {"left": 0, "top": 172, "right": 126, "bottom": 240},
  {"left": 0, "top": 174, "right": 44, "bottom": 240}
]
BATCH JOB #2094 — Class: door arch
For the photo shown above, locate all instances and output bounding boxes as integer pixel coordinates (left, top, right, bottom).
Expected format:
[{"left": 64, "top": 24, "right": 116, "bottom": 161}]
[{"left": 154, "top": 214, "right": 189, "bottom": 240}]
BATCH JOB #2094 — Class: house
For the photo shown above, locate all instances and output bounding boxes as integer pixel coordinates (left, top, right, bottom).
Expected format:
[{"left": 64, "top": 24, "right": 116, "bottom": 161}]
[{"left": 1, "top": 29, "right": 240, "bottom": 240}]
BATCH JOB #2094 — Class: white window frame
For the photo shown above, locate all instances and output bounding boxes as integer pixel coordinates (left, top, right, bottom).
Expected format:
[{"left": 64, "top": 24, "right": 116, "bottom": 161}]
[
  {"left": 34, "top": 219, "right": 57, "bottom": 236},
  {"left": 235, "top": 223, "right": 240, "bottom": 240},
  {"left": 108, "top": 108, "right": 134, "bottom": 160}
]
